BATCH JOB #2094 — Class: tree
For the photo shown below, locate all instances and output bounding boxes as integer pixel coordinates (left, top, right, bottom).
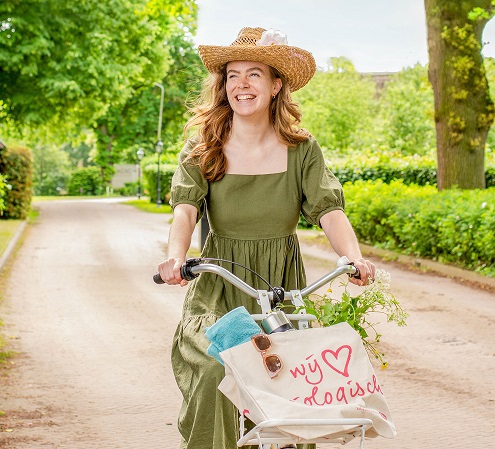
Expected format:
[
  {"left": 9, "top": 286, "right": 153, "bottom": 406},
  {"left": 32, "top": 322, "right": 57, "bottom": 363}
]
[
  {"left": 0, "top": 0, "right": 196, "bottom": 135},
  {"left": 93, "top": 29, "right": 206, "bottom": 181},
  {"left": 31, "top": 144, "right": 71, "bottom": 195},
  {"left": 482, "top": 56, "right": 495, "bottom": 150},
  {"left": 424, "top": 0, "right": 495, "bottom": 189},
  {"left": 294, "top": 57, "right": 378, "bottom": 154},
  {"left": 380, "top": 64, "right": 436, "bottom": 156}
]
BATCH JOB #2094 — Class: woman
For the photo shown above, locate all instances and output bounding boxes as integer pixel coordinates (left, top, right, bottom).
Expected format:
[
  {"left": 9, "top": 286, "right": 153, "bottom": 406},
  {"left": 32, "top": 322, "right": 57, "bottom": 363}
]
[{"left": 157, "top": 27, "right": 375, "bottom": 449}]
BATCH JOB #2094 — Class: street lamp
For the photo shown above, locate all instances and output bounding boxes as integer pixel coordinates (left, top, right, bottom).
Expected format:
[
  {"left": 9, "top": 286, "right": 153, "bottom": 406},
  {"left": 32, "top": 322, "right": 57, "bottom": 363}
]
[
  {"left": 136, "top": 147, "right": 144, "bottom": 199},
  {"left": 156, "top": 140, "right": 163, "bottom": 205},
  {"left": 154, "top": 82, "right": 165, "bottom": 206}
]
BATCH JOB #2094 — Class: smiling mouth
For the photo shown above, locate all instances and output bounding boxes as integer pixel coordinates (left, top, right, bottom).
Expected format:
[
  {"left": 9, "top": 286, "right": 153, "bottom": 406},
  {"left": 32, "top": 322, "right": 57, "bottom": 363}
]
[{"left": 236, "top": 94, "right": 256, "bottom": 101}]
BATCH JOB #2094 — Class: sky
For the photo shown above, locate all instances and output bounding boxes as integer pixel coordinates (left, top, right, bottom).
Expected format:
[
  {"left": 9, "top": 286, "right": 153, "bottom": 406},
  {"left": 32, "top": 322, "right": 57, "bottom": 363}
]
[{"left": 193, "top": 0, "right": 495, "bottom": 73}]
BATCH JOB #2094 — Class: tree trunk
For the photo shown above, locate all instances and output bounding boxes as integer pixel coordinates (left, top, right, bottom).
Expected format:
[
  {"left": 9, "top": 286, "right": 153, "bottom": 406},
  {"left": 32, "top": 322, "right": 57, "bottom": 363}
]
[
  {"left": 425, "top": 0, "right": 495, "bottom": 189},
  {"left": 96, "top": 124, "right": 116, "bottom": 183}
]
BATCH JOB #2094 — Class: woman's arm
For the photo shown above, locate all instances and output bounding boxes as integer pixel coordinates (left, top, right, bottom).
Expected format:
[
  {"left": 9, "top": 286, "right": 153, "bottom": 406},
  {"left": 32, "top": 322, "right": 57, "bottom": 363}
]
[
  {"left": 157, "top": 203, "right": 198, "bottom": 286},
  {"left": 319, "top": 209, "right": 375, "bottom": 286}
]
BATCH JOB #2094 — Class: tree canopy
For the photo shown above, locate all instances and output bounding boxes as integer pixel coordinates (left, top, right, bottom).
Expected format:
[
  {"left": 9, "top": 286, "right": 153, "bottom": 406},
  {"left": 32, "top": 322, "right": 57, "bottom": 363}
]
[
  {"left": 0, "top": 0, "right": 197, "bottom": 134},
  {"left": 92, "top": 30, "right": 206, "bottom": 179},
  {"left": 294, "top": 59, "right": 436, "bottom": 159}
]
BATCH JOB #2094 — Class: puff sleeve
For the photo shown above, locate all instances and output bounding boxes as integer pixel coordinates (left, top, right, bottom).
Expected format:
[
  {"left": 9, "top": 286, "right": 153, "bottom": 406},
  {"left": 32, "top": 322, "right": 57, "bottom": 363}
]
[
  {"left": 300, "top": 138, "right": 345, "bottom": 227},
  {"left": 170, "top": 140, "right": 208, "bottom": 223}
]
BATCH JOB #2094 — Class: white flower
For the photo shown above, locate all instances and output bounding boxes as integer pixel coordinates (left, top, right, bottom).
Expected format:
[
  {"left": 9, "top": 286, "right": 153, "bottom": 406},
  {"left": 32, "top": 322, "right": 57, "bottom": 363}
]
[
  {"left": 256, "top": 29, "right": 288, "bottom": 46},
  {"left": 373, "top": 269, "right": 391, "bottom": 291},
  {"left": 481, "top": 202, "right": 487, "bottom": 209}
]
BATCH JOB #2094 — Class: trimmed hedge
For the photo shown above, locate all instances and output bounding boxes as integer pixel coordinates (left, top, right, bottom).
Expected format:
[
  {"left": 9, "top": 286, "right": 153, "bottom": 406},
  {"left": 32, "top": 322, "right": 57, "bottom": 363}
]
[
  {"left": 343, "top": 180, "right": 495, "bottom": 277},
  {"left": 0, "top": 175, "right": 5, "bottom": 213},
  {"left": 332, "top": 164, "right": 495, "bottom": 187},
  {"left": 143, "top": 163, "right": 177, "bottom": 204},
  {"left": 0, "top": 146, "right": 33, "bottom": 219},
  {"left": 68, "top": 167, "right": 105, "bottom": 195},
  {"left": 148, "top": 157, "right": 495, "bottom": 277}
]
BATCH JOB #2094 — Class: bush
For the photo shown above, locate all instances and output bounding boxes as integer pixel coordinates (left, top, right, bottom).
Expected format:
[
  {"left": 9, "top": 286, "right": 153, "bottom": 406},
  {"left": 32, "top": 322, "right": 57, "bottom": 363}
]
[
  {"left": 329, "top": 154, "right": 494, "bottom": 188},
  {"left": 31, "top": 144, "right": 71, "bottom": 195},
  {"left": 34, "top": 172, "right": 70, "bottom": 196},
  {"left": 68, "top": 167, "right": 105, "bottom": 195},
  {"left": 116, "top": 181, "right": 140, "bottom": 197},
  {"left": 334, "top": 164, "right": 438, "bottom": 186},
  {"left": 0, "top": 175, "right": 5, "bottom": 213},
  {"left": 143, "top": 163, "right": 177, "bottom": 204},
  {"left": 0, "top": 146, "right": 33, "bottom": 219},
  {"left": 343, "top": 180, "right": 495, "bottom": 276},
  {"left": 486, "top": 166, "right": 495, "bottom": 187}
]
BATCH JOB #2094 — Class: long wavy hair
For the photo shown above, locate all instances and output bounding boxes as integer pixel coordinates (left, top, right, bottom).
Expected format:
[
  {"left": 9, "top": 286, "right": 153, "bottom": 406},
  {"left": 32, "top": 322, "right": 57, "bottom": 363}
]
[{"left": 184, "top": 65, "right": 309, "bottom": 182}]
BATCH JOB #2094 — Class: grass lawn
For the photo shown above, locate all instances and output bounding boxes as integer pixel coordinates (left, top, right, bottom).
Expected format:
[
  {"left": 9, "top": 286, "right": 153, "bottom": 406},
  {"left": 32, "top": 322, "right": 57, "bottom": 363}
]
[
  {"left": 32, "top": 196, "right": 173, "bottom": 214},
  {"left": 122, "top": 199, "right": 173, "bottom": 214},
  {"left": 0, "top": 220, "right": 24, "bottom": 257},
  {"left": 0, "top": 219, "right": 25, "bottom": 366},
  {"left": 32, "top": 195, "right": 121, "bottom": 202}
]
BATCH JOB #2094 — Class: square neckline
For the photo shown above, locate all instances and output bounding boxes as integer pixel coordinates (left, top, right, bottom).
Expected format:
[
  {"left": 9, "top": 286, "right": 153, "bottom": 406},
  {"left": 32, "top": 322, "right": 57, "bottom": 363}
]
[{"left": 224, "top": 146, "right": 291, "bottom": 176}]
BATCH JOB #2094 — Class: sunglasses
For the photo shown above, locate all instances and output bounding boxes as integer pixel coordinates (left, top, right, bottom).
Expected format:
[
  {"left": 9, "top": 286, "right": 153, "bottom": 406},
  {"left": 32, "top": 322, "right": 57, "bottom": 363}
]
[{"left": 251, "top": 334, "right": 283, "bottom": 379}]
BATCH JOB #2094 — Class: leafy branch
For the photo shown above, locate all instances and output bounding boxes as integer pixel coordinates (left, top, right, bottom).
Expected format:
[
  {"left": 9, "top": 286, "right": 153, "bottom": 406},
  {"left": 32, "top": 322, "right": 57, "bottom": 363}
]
[{"left": 290, "top": 270, "right": 408, "bottom": 368}]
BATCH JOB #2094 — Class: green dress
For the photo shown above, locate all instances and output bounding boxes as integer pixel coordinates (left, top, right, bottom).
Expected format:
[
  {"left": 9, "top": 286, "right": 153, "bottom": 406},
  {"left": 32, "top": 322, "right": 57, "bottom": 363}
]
[{"left": 170, "top": 135, "right": 344, "bottom": 449}]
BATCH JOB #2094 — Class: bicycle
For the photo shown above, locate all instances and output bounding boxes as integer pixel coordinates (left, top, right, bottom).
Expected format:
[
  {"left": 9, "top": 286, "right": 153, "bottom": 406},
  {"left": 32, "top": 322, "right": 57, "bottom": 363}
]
[{"left": 155, "top": 256, "right": 374, "bottom": 449}]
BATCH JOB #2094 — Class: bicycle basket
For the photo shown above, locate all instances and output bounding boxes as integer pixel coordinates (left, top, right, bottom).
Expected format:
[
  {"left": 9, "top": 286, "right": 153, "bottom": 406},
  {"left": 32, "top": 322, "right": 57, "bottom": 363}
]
[{"left": 218, "top": 322, "right": 397, "bottom": 441}]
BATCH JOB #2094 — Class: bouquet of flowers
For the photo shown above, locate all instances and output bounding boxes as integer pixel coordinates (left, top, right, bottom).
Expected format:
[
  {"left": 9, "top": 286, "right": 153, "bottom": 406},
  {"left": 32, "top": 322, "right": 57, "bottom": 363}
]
[{"left": 292, "top": 269, "right": 408, "bottom": 368}]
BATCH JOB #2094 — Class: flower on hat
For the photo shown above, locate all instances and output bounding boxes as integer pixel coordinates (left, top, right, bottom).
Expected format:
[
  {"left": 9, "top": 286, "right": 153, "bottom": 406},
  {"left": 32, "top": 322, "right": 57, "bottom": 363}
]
[{"left": 256, "top": 29, "right": 288, "bottom": 46}]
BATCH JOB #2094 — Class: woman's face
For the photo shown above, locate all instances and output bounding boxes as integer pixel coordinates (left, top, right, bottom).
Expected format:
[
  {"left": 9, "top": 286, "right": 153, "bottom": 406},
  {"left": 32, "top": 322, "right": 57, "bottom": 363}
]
[{"left": 225, "top": 60, "right": 281, "bottom": 120}]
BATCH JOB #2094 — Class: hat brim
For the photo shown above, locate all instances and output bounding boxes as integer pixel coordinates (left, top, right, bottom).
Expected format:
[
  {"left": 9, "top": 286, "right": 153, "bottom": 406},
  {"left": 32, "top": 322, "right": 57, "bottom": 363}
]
[{"left": 198, "top": 44, "right": 316, "bottom": 92}]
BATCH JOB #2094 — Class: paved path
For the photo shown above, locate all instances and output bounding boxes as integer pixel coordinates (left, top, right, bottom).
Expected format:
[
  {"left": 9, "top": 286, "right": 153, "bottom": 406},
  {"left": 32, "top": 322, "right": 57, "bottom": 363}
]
[{"left": 0, "top": 199, "right": 494, "bottom": 449}]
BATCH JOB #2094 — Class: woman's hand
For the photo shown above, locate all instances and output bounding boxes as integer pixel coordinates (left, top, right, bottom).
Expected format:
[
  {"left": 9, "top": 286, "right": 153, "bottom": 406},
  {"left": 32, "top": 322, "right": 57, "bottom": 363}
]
[
  {"left": 349, "top": 257, "right": 375, "bottom": 286},
  {"left": 157, "top": 257, "right": 188, "bottom": 287}
]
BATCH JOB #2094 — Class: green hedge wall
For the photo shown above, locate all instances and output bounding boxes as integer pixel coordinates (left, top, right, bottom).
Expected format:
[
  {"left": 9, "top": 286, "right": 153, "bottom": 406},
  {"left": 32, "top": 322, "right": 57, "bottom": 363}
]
[
  {"left": 152, "top": 159, "right": 494, "bottom": 277},
  {"left": 333, "top": 164, "right": 495, "bottom": 187},
  {"left": 68, "top": 167, "right": 105, "bottom": 196},
  {"left": 344, "top": 180, "right": 495, "bottom": 277},
  {"left": 143, "top": 163, "right": 177, "bottom": 204},
  {"left": 0, "top": 146, "right": 33, "bottom": 219},
  {"left": 0, "top": 175, "right": 6, "bottom": 214}
]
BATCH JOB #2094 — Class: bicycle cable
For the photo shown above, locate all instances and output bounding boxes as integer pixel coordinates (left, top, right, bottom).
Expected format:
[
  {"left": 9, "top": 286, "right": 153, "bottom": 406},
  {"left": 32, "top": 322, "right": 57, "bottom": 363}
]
[{"left": 198, "top": 257, "right": 281, "bottom": 300}]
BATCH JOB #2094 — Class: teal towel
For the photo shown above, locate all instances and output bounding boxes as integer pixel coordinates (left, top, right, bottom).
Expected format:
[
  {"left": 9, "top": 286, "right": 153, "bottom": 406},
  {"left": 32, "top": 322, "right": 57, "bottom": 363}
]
[{"left": 205, "top": 306, "right": 261, "bottom": 365}]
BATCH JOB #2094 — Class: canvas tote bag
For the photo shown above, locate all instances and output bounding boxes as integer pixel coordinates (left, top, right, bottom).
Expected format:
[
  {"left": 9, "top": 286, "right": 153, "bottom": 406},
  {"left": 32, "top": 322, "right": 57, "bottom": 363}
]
[{"left": 218, "top": 322, "right": 397, "bottom": 441}]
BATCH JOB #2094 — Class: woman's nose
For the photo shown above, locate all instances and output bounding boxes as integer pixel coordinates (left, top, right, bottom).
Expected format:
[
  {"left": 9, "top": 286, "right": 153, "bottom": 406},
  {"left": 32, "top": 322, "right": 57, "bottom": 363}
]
[{"left": 238, "top": 77, "right": 249, "bottom": 88}]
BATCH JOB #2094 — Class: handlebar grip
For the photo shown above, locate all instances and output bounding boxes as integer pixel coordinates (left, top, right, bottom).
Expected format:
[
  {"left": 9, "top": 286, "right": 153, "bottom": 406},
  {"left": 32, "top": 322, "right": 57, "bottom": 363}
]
[
  {"left": 153, "top": 258, "right": 202, "bottom": 285},
  {"left": 180, "top": 263, "right": 200, "bottom": 281},
  {"left": 153, "top": 273, "right": 165, "bottom": 284}
]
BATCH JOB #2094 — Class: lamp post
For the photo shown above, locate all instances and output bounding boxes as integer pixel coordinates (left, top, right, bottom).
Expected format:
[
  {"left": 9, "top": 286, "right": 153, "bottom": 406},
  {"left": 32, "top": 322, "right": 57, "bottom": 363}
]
[
  {"left": 136, "top": 147, "right": 144, "bottom": 199},
  {"left": 156, "top": 140, "right": 163, "bottom": 205},
  {"left": 154, "top": 82, "right": 165, "bottom": 206}
]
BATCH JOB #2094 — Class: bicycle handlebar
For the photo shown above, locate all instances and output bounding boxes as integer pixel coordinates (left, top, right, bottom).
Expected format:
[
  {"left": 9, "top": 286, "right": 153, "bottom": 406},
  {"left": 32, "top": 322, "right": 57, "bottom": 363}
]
[{"left": 153, "top": 257, "right": 360, "bottom": 299}]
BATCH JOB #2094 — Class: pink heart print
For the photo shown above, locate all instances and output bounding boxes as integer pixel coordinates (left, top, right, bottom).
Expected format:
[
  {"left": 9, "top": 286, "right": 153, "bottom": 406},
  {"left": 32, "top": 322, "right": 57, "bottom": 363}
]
[{"left": 321, "top": 345, "right": 352, "bottom": 377}]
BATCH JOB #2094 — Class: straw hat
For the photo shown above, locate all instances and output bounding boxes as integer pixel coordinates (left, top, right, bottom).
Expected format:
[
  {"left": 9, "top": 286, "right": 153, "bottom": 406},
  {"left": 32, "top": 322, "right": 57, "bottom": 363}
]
[{"left": 198, "top": 27, "right": 316, "bottom": 92}]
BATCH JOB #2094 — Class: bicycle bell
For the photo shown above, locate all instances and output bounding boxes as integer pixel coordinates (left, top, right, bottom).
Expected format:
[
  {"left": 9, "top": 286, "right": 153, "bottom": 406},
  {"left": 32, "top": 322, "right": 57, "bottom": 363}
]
[{"left": 261, "top": 310, "right": 295, "bottom": 334}]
